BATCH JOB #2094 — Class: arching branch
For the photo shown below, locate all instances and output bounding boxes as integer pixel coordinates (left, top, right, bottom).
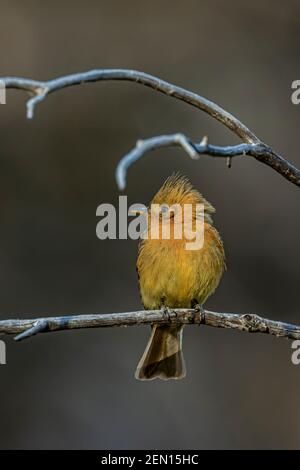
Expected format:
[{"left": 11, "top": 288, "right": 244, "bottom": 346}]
[{"left": 1, "top": 69, "right": 299, "bottom": 187}]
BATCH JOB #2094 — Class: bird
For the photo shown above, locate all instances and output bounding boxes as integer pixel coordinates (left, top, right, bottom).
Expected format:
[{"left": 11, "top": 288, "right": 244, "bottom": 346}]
[{"left": 135, "top": 173, "right": 225, "bottom": 380}]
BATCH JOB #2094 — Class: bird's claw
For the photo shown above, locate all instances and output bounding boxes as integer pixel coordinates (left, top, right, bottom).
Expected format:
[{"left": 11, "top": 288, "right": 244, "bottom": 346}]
[
  {"left": 192, "top": 303, "right": 204, "bottom": 325},
  {"left": 161, "top": 306, "right": 173, "bottom": 322}
]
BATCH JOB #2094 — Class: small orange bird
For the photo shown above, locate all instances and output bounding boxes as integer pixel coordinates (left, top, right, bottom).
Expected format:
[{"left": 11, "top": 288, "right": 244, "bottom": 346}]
[{"left": 135, "top": 174, "right": 225, "bottom": 380}]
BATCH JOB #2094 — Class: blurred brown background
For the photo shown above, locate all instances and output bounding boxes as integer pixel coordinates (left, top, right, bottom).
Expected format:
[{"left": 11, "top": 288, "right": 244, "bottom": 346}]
[{"left": 0, "top": 0, "right": 299, "bottom": 450}]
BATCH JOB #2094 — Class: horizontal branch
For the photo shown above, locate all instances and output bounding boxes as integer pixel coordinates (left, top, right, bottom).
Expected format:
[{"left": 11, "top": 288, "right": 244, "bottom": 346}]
[
  {"left": 1, "top": 69, "right": 299, "bottom": 188},
  {"left": 0, "top": 309, "right": 299, "bottom": 342}
]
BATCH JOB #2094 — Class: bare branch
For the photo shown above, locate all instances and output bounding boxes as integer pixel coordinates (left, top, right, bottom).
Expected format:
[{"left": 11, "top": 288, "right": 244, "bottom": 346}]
[
  {"left": 2, "top": 69, "right": 299, "bottom": 188},
  {"left": 0, "top": 309, "right": 299, "bottom": 342},
  {"left": 3, "top": 70, "right": 258, "bottom": 142},
  {"left": 116, "top": 134, "right": 299, "bottom": 190}
]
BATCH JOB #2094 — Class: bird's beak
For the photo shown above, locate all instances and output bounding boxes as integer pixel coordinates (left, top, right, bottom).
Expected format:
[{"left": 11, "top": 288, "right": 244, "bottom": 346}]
[{"left": 129, "top": 205, "right": 148, "bottom": 216}]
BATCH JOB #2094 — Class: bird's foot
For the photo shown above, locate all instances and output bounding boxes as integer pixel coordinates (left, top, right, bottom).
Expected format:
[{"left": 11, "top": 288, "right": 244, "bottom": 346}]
[
  {"left": 191, "top": 303, "right": 204, "bottom": 325},
  {"left": 161, "top": 306, "right": 173, "bottom": 322}
]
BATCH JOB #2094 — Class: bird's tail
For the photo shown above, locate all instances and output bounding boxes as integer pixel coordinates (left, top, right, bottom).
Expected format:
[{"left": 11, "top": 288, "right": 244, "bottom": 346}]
[{"left": 135, "top": 324, "right": 186, "bottom": 380}]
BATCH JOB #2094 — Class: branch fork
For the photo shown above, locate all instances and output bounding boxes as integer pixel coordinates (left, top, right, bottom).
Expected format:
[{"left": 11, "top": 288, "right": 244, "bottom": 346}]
[{"left": 2, "top": 69, "right": 299, "bottom": 188}]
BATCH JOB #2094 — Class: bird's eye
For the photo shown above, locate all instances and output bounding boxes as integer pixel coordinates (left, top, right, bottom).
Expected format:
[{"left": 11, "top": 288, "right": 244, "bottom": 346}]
[{"left": 160, "top": 204, "right": 169, "bottom": 214}]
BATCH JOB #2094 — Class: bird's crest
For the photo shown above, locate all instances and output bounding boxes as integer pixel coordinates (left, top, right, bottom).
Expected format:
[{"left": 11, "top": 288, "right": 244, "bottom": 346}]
[{"left": 151, "top": 173, "right": 215, "bottom": 215}]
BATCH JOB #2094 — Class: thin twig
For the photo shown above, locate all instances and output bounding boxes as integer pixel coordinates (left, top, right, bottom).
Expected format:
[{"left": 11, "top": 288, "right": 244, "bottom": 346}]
[
  {"left": 0, "top": 309, "right": 299, "bottom": 342},
  {"left": 1, "top": 69, "right": 299, "bottom": 187},
  {"left": 14, "top": 319, "right": 49, "bottom": 342}
]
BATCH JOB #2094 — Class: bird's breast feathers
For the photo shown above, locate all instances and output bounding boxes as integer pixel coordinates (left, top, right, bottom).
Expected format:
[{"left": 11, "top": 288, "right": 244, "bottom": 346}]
[{"left": 137, "top": 222, "right": 225, "bottom": 309}]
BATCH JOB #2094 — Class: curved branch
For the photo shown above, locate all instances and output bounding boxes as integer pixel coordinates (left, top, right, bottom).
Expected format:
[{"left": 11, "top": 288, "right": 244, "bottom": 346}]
[
  {"left": 3, "top": 70, "right": 258, "bottom": 142},
  {"left": 0, "top": 309, "right": 299, "bottom": 342},
  {"left": 2, "top": 69, "right": 299, "bottom": 187},
  {"left": 116, "top": 134, "right": 300, "bottom": 190}
]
